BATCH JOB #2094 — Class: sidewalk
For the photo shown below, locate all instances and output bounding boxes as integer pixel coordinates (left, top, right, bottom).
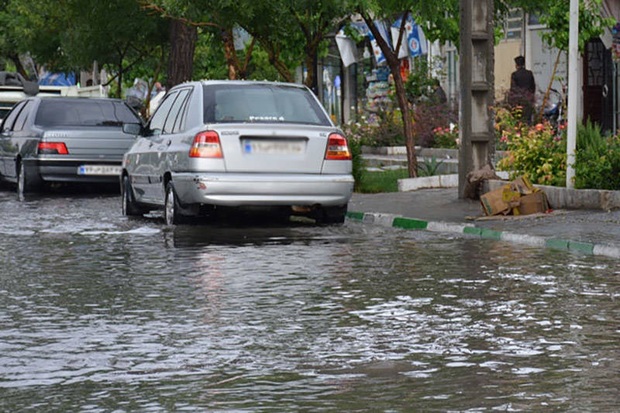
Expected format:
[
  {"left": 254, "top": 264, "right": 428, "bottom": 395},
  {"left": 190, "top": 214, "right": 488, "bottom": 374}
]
[{"left": 347, "top": 187, "right": 620, "bottom": 259}]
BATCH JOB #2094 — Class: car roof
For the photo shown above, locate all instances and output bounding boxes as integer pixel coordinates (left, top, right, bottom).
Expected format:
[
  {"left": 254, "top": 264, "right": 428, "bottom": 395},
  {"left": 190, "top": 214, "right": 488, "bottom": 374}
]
[
  {"left": 32, "top": 96, "right": 124, "bottom": 103},
  {"left": 176, "top": 80, "right": 309, "bottom": 90}
]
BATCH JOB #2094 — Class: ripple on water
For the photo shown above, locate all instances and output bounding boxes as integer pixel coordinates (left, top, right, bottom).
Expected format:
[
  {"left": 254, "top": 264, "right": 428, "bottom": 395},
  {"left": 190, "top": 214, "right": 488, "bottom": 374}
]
[{"left": 0, "top": 204, "right": 619, "bottom": 411}]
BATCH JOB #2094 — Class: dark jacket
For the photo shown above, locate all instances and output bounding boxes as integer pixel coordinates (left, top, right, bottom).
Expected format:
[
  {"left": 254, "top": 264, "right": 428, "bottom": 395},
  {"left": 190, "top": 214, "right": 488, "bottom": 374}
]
[{"left": 510, "top": 67, "right": 535, "bottom": 96}]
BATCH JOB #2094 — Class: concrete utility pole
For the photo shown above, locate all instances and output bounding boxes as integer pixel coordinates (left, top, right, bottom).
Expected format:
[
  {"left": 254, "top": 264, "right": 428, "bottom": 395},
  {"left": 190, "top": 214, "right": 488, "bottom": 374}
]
[
  {"left": 566, "top": 0, "right": 579, "bottom": 188},
  {"left": 458, "top": 0, "right": 495, "bottom": 199}
]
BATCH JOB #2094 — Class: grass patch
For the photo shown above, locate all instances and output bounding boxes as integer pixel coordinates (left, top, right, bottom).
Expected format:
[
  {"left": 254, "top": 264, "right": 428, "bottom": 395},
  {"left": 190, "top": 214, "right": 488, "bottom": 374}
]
[{"left": 357, "top": 168, "right": 409, "bottom": 193}]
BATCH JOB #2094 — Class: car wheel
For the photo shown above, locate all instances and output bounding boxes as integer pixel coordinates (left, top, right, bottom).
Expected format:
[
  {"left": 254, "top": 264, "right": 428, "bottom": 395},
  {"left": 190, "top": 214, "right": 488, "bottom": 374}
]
[
  {"left": 17, "top": 162, "right": 40, "bottom": 197},
  {"left": 316, "top": 205, "right": 347, "bottom": 225},
  {"left": 121, "top": 175, "right": 145, "bottom": 217},
  {"left": 164, "top": 182, "right": 185, "bottom": 225}
]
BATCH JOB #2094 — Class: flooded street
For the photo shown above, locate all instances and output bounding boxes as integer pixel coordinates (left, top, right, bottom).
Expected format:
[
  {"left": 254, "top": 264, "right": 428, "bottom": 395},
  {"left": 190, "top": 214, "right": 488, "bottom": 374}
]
[{"left": 1, "top": 189, "right": 619, "bottom": 412}]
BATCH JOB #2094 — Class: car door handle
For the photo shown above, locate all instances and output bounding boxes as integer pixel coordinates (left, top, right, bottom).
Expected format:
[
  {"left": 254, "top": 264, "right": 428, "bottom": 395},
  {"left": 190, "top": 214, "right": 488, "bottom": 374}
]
[{"left": 166, "top": 140, "right": 172, "bottom": 146}]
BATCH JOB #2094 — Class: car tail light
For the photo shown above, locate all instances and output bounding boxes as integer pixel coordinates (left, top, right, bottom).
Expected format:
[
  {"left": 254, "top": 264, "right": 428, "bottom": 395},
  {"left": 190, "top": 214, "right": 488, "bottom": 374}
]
[
  {"left": 324, "top": 133, "right": 351, "bottom": 160},
  {"left": 38, "top": 142, "right": 69, "bottom": 155},
  {"left": 189, "top": 131, "right": 223, "bottom": 158}
]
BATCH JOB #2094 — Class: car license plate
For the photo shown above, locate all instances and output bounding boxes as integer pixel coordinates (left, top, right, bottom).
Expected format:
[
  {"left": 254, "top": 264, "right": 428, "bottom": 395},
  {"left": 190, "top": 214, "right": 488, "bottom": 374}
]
[
  {"left": 78, "top": 165, "right": 122, "bottom": 175},
  {"left": 243, "top": 140, "right": 304, "bottom": 155}
]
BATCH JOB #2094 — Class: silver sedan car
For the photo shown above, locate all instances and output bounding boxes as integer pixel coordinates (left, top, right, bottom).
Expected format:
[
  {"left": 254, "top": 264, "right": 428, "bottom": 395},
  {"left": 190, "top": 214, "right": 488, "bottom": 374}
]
[{"left": 121, "top": 80, "right": 354, "bottom": 225}]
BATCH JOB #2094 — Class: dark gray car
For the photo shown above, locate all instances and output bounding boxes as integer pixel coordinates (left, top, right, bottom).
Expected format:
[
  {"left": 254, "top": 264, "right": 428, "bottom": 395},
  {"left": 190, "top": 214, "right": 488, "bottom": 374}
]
[{"left": 0, "top": 96, "right": 141, "bottom": 195}]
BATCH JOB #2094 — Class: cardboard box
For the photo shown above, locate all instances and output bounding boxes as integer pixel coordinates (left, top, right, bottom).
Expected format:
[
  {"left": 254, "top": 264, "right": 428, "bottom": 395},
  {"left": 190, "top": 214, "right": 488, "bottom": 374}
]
[
  {"left": 516, "top": 191, "right": 549, "bottom": 215},
  {"left": 510, "top": 175, "right": 535, "bottom": 195},
  {"left": 480, "top": 185, "right": 511, "bottom": 216}
]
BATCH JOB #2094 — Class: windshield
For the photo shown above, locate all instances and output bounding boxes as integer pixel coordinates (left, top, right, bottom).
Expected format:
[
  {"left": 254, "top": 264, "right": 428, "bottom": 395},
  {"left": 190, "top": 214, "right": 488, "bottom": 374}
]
[
  {"left": 203, "top": 84, "right": 331, "bottom": 126},
  {"left": 35, "top": 99, "right": 139, "bottom": 127}
]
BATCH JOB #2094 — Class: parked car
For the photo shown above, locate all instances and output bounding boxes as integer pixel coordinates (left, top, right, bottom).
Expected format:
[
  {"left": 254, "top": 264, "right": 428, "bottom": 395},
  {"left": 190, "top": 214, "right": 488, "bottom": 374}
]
[
  {"left": 0, "top": 96, "right": 142, "bottom": 195},
  {"left": 121, "top": 80, "right": 354, "bottom": 225}
]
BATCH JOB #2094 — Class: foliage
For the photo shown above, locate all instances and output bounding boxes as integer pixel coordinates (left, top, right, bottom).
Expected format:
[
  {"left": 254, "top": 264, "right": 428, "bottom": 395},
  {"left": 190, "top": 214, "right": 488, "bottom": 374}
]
[
  {"left": 341, "top": 117, "right": 376, "bottom": 146},
  {"left": 412, "top": 101, "right": 457, "bottom": 148},
  {"left": 341, "top": 112, "right": 404, "bottom": 147},
  {"left": 403, "top": 58, "right": 436, "bottom": 103},
  {"left": 246, "top": 47, "right": 287, "bottom": 82},
  {"left": 431, "top": 124, "right": 459, "bottom": 149},
  {"left": 573, "top": 121, "right": 620, "bottom": 190},
  {"left": 1, "top": 0, "right": 168, "bottom": 97},
  {"left": 495, "top": 105, "right": 524, "bottom": 151},
  {"left": 346, "top": 130, "right": 366, "bottom": 192},
  {"left": 193, "top": 29, "right": 228, "bottom": 80},
  {"left": 496, "top": 108, "right": 567, "bottom": 186},
  {"left": 496, "top": 107, "right": 620, "bottom": 190},
  {"left": 536, "top": 0, "right": 615, "bottom": 53},
  {"left": 418, "top": 156, "right": 444, "bottom": 177},
  {"left": 369, "top": 109, "right": 405, "bottom": 146}
]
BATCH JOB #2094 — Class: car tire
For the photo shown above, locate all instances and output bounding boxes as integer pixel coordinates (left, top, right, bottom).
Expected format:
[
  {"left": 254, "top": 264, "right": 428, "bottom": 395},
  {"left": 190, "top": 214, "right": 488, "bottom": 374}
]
[
  {"left": 316, "top": 205, "right": 347, "bottom": 225},
  {"left": 17, "top": 161, "right": 40, "bottom": 197},
  {"left": 122, "top": 175, "right": 146, "bottom": 217},
  {"left": 164, "top": 182, "right": 186, "bottom": 225}
]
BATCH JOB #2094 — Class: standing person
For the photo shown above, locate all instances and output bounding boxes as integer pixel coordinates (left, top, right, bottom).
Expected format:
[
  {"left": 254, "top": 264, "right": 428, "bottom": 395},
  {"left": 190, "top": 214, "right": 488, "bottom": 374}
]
[
  {"left": 509, "top": 55, "right": 536, "bottom": 124},
  {"left": 430, "top": 78, "right": 447, "bottom": 105}
]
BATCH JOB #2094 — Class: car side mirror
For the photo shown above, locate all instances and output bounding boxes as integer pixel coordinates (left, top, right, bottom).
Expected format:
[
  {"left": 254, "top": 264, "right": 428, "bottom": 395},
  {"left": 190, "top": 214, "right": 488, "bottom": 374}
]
[{"left": 122, "top": 122, "right": 142, "bottom": 136}]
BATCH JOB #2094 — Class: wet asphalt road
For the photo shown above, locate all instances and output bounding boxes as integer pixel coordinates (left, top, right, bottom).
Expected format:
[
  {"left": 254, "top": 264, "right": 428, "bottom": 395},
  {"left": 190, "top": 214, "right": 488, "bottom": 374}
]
[{"left": 1, "top": 186, "right": 619, "bottom": 412}]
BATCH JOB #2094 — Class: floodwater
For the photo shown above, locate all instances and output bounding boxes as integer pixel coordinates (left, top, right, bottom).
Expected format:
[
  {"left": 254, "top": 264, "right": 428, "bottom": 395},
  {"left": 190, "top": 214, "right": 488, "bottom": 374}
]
[{"left": 0, "top": 189, "right": 619, "bottom": 412}]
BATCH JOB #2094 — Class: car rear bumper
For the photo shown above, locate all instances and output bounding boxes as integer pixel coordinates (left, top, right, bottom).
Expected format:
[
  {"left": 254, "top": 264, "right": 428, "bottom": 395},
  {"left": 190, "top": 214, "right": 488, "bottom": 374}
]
[
  {"left": 171, "top": 172, "right": 354, "bottom": 206},
  {"left": 31, "top": 158, "right": 122, "bottom": 183}
]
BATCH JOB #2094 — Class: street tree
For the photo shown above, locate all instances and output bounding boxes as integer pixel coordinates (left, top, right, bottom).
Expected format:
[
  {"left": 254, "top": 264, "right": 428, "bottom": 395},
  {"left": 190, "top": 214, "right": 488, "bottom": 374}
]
[
  {"left": 237, "top": 0, "right": 349, "bottom": 90},
  {"left": 0, "top": 0, "right": 66, "bottom": 77},
  {"left": 66, "top": 0, "right": 168, "bottom": 96},
  {"left": 141, "top": 0, "right": 258, "bottom": 83},
  {"left": 352, "top": 0, "right": 459, "bottom": 178},
  {"left": 0, "top": 0, "right": 167, "bottom": 97}
]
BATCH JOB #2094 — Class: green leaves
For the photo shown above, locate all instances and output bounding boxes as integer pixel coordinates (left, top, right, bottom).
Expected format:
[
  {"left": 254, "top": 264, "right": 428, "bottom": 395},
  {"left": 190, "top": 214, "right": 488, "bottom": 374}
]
[{"left": 574, "top": 121, "right": 620, "bottom": 190}]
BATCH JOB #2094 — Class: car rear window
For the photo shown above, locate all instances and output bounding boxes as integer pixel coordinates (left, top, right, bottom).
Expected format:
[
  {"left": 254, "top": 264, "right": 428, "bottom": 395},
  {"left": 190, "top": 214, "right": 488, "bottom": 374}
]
[
  {"left": 35, "top": 99, "right": 139, "bottom": 127},
  {"left": 203, "top": 84, "right": 331, "bottom": 126}
]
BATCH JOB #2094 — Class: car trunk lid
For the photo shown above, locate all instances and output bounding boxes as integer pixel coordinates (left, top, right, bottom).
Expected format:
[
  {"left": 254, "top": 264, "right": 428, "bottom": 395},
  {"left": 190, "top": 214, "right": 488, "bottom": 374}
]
[
  {"left": 41, "top": 126, "right": 135, "bottom": 159},
  {"left": 213, "top": 124, "right": 334, "bottom": 173}
]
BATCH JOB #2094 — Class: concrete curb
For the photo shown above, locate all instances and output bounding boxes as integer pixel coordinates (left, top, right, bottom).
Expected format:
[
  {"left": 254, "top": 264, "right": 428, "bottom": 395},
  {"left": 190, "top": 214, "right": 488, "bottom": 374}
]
[
  {"left": 398, "top": 172, "right": 511, "bottom": 192},
  {"left": 484, "top": 179, "right": 620, "bottom": 210},
  {"left": 346, "top": 211, "right": 620, "bottom": 259}
]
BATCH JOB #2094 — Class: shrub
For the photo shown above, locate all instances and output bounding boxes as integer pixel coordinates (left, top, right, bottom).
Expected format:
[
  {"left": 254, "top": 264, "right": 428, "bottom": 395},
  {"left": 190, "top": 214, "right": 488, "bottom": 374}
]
[
  {"left": 371, "top": 109, "right": 405, "bottom": 146},
  {"left": 342, "top": 111, "right": 404, "bottom": 147},
  {"left": 348, "top": 133, "right": 365, "bottom": 192},
  {"left": 496, "top": 106, "right": 620, "bottom": 190},
  {"left": 340, "top": 122, "right": 366, "bottom": 192},
  {"left": 495, "top": 105, "right": 522, "bottom": 151},
  {"left": 496, "top": 118, "right": 567, "bottom": 186},
  {"left": 573, "top": 121, "right": 620, "bottom": 190},
  {"left": 418, "top": 156, "right": 444, "bottom": 177},
  {"left": 412, "top": 102, "right": 457, "bottom": 147},
  {"left": 431, "top": 124, "right": 459, "bottom": 149}
]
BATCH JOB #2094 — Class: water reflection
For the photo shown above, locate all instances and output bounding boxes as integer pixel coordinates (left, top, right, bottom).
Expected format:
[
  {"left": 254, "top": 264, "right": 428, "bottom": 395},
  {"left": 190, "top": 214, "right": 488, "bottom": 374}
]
[{"left": 0, "top": 191, "right": 619, "bottom": 411}]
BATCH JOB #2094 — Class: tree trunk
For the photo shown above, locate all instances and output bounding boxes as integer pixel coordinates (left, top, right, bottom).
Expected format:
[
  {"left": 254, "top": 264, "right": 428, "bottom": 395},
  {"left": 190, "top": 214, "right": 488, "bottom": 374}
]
[
  {"left": 393, "top": 73, "right": 418, "bottom": 177},
  {"left": 9, "top": 54, "right": 28, "bottom": 79},
  {"left": 262, "top": 43, "right": 294, "bottom": 82},
  {"left": 304, "top": 50, "right": 317, "bottom": 93},
  {"left": 117, "top": 56, "right": 123, "bottom": 99},
  {"left": 166, "top": 20, "right": 197, "bottom": 89},
  {"left": 220, "top": 27, "right": 240, "bottom": 79}
]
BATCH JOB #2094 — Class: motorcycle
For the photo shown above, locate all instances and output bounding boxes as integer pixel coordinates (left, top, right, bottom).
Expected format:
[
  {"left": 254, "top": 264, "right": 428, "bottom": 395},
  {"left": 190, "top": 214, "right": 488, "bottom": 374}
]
[{"left": 541, "top": 85, "right": 566, "bottom": 129}]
